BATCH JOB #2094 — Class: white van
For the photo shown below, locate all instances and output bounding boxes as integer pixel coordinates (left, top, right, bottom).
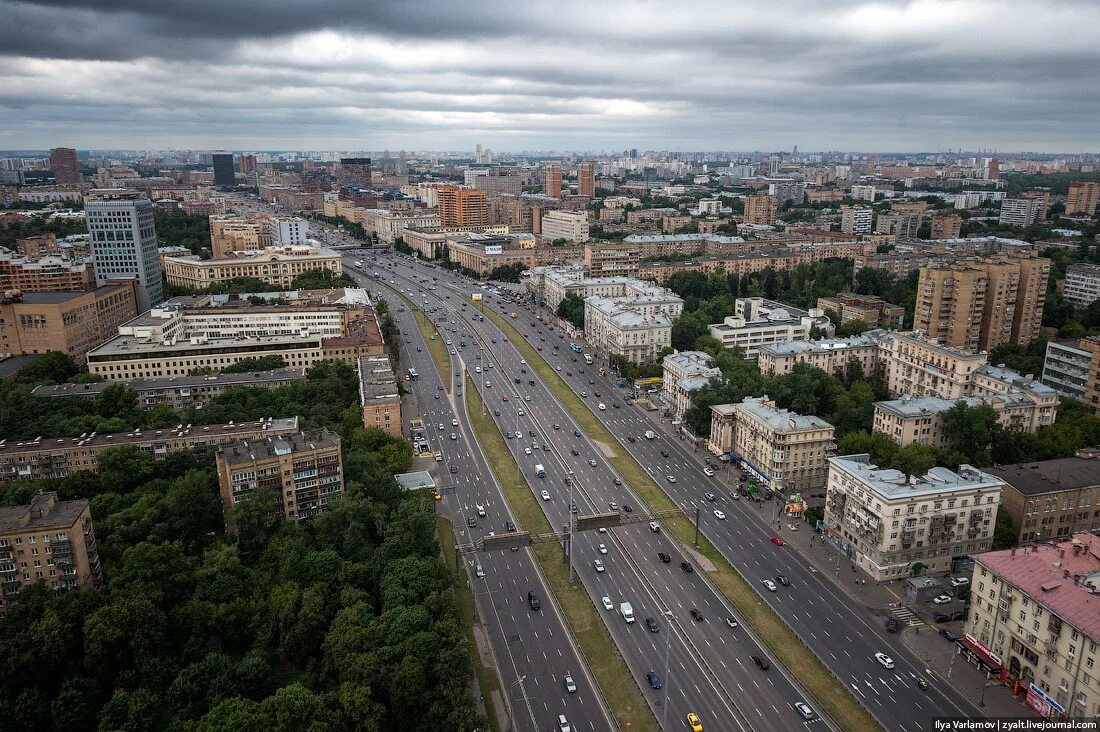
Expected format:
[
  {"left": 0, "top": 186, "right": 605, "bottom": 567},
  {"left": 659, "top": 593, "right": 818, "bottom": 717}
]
[{"left": 620, "top": 602, "right": 635, "bottom": 623}]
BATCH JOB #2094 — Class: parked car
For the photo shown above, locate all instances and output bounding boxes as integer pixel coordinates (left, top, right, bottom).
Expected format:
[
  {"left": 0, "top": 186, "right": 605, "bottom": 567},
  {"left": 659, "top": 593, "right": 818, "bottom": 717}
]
[
  {"left": 939, "top": 628, "right": 958, "bottom": 642},
  {"left": 932, "top": 594, "right": 952, "bottom": 605}
]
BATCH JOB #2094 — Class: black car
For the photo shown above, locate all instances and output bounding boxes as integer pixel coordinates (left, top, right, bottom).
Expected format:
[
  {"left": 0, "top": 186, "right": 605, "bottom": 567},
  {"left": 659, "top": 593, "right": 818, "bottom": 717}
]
[
  {"left": 527, "top": 591, "right": 540, "bottom": 611},
  {"left": 660, "top": 450, "right": 669, "bottom": 458},
  {"left": 646, "top": 671, "right": 662, "bottom": 689},
  {"left": 571, "top": 449, "right": 580, "bottom": 456},
  {"left": 680, "top": 561, "right": 694, "bottom": 573},
  {"left": 466, "top": 517, "right": 477, "bottom": 528},
  {"left": 886, "top": 618, "right": 899, "bottom": 633},
  {"left": 622, "top": 504, "right": 633, "bottom": 513},
  {"left": 776, "top": 574, "right": 790, "bottom": 586},
  {"left": 494, "top": 410, "right": 501, "bottom": 416},
  {"left": 657, "top": 552, "right": 671, "bottom": 563},
  {"left": 627, "top": 436, "right": 636, "bottom": 443},
  {"left": 690, "top": 608, "right": 703, "bottom": 622},
  {"left": 645, "top": 617, "right": 659, "bottom": 633},
  {"left": 450, "top": 466, "right": 459, "bottom": 474},
  {"left": 613, "top": 478, "right": 622, "bottom": 486},
  {"left": 752, "top": 655, "right": 770, "bottom": 671},
  {"left": 939, "top": 628, "right": 958, "bottom": 642},
  {"left": 505, "top": 521, "right": 516, "bottom": 531}
]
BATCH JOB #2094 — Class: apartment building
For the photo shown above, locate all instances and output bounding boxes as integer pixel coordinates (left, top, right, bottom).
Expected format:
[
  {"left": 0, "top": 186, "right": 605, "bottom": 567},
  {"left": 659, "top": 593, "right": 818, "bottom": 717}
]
[
  {"left": 267, "top": 216, "right": 309, "bottom": 246},
  {"left": 966, "top": 534, "right": 1100, "bottom": 717},
  {"left": 0, "top": 492, "right": 102, "bottom": 617},
  {"left": 86, "top": 289, "right": 382, "bottom": 380},
  {"left": 540, "top": 210, "right": 590, "bottom": 243},
  {"left": 662, "top": 350, "right": 720, "bottom": 418},
  {"left": 742, "top": 194, "right": 777, "bottom": 225},
  {"left": 49, "top": 147, "right": 81, "bottom": 186},
  {"left": 999, "top": 197, "right": 1044, "bottom": 227},
  {"left": 0, "top": 283, "right": 138, "bottom": 364},
  {"left": 1064, "top": 264, "right": 1100, "bottom": 308},
  {"left": 708, "top": 298, "right": 834, "bottom": 359},
  {"left": 162, "top": 246, "right": 342, "bottom": 290},
  {"left": 32, "top": 368, "right": 305, "bottom": 411},
  {"left": 585, "top": 240, "right": 643, "bottom": 278},
  {"left": 359, "top": 209, "right": 442, "bottom": 245},
  {"left": 528, "top": 267, "right": 669, "bottom": 313},
  {"left": 841, "top": 205, "right": 873, "bottom": 235},
  {"left": 577, "top": 162, "right": 596, "bottom": 198},
  {"left": 930, "top": 213, "right": 963, "bottom": 240},
  {"left": 445, "top": 234, "right": 579, "bottom": 277},
  {"left": 543, "top": 163, "right": 562, "bottom": 197},
  {"left": 758, "top": 333, "right": 882, "bottom": 378},
  {"left": 880, "top": 331, "right": 988, "bottom": 400},
  {"left": 210, "top": 216, "right": 266, "bottom": 258},
  {"left": 217, "top": 429, "right": 343, "bottom": 527},
  {"left": 0, "top": 250, "right": 96, "bottom": 292},
  {"left": 824, "top": 454, "right": 1003, "bottom": 582},
  {"left": 987, "top": 456, "right": 1100, "bottom": 545},
  {"left": 1042, "top": 340, "right": 1093, "bottom": 401},
  {"left": 0, "top": 418, "right": 299, "bottom": 483},
  {"left": 584, "top": 287, "right": 683, "bottom": 364},
  {"left": 875, "top": 212, "right": 920, "bottom": 239},
  {"left": 437, "top": 185, "right": 488, "bottom": 228},
  {"left": 708, "top": 396, "right": 836, "bottom": 494},
  {"left": 85, "top": 188, "right": 163, "bottom": 311},
  {"left": 817, "top": 292, "right": 904, "bottom": 328},
  {"left": 1066, "top": 182, "right": 1100, "bottom": 217},
  {"left": 357, "top": 355, "right": 401, "bottom": 437},
  {"left": 850, "top": 185, "right": 877, "bottom": 202}
]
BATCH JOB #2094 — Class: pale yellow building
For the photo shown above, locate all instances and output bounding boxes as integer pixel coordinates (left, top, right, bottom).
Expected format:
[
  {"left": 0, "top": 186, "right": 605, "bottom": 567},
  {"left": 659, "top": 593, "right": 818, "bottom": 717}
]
[{"left": 162, "top": 246, "right": 342, "bottom": 291}]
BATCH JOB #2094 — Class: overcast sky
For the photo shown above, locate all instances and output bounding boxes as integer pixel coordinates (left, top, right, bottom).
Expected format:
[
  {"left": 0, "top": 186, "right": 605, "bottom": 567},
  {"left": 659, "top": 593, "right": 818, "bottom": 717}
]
[{"left": 2, "top": 0, "right": 1099, "bottom": 154}]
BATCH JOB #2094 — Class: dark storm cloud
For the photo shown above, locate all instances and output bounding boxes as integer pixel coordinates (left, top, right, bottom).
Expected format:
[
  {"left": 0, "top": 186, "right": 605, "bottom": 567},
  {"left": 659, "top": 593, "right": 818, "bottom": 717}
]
[{"left": 1, "top": 0, "right": 1099, "bottom": 151}]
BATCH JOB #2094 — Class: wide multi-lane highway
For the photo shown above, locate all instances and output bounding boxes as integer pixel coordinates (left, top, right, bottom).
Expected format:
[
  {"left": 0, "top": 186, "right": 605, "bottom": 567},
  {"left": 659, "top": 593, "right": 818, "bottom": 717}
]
[
  {"left": 351, "top": 251, "right": 836, "bottom": 732},
  {"left": 369, "top": 250, "right": 983, "bottom": 732}
]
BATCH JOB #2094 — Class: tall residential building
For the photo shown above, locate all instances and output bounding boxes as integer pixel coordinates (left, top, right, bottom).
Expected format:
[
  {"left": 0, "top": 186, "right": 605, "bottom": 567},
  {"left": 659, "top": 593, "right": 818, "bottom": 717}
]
[
  {"left": 0, "top": 492, "right": 103, "bottom": 617},
  {"left": 578, "top": 162, "right": 596, "bottom": 197},
  {"left": 840, "top": 205, "right": 873, "bottom": 235},
  {"left": 48, "top": 147, "right": 81, "bottom": 186},
  {"left": 824, "top": 455, "right": 1003, "bottom": 582},
  {"left": 239, "top": 155, "right": 257, "bottom": 175},
  {"left": 211, "top": 153, "right": 235, "bottom": 188},
  {"left": 217, "top": 429, "right": 344, "bottom": 528},
  {"left": 708, "top": 396, "right": 836, "bottom": 495},
  {"left": 999, "top": 197, "right": 1043, "bottom": 227},
  {"left": 914, "top": 256, "right": 1050, "bottom": 351},
  {"left": 339, "top": 157, "right": 372, "bottom": 187},
  {"left": 267, "top": 215, "right": 309, "bottom": 245},
  {"left": 965, "top": 534, "right": 1100, "bottom": 716},
  {"left": 85, "top": 188, "right": 164, "bottom": 311},
  {"left": 437, "top": 185, "right": 488, "bottom": 228},
  {"left": 543, "top": 163, "right": 562, "bottom": 197},
  {"left": 930, "top": 213, "right": 962, "bottom": 239},
  {"left": 743, "top": 194, "right": 777, "bottom": 225},
  {"left": 874, "top": 212, "right": 919, "bottom": 239},
  {"left": 1066, "top": 181, "right": 1100, "bottom": 217},
  {"left": 1042, "top": 339, "right": 1093, "bottom": 401},
  {"left": 880, "top": 331, "right": 988, "bottom": 400},
  {"left": 1064, "top": 264, "right": 1100, "bottom": 307}
]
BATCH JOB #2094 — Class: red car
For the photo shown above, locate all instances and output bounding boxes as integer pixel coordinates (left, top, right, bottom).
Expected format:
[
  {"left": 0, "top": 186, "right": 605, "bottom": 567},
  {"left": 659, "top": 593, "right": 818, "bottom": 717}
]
[
  {"left": 770, "top": 536, "right": 785, "bottom": 546},
  {"left": 502, "top": 394, "right": 509, "bottom": 401}
]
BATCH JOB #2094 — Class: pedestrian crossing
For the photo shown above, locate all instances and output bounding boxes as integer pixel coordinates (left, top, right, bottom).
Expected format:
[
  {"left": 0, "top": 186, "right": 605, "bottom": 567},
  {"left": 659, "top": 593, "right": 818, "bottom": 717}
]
[{"left": 891, "top": 605, "right": 925, "bottom": 627}]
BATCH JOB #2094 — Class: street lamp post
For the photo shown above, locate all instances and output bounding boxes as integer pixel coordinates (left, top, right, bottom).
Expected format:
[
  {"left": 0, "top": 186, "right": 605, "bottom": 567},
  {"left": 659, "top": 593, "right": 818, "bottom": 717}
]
[{"left": 978, "top": 680, "right": 997, "bottom": 707}]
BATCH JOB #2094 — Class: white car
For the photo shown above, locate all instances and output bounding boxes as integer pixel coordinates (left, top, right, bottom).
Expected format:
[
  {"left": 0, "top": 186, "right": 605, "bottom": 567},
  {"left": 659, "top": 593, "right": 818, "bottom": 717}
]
[
  {"left": 452, "top": 418, "right": 459, "bottom": 426},
  {"left": 762, "top": 579, "right": 778, "bottom": 592},
  {"left": 541, "top": 490, "right": 551, "bottom": 501},
  {"left": 648, "top": 521, "right": 660, "bottom": 533},
  {"left": 875, "top": 652, "right": 895, "bottom": 670},
  {"left": 438, "top": 423, "right": 445, "bottom": 430},
  {"left": 703, "top": 467, "right": 715, "bottom": 477},
  {"left": 598, "top": 543, "right": 608, "bottom": 554},
  {"left": 564, "top": 674, "right": 576, "bottom": 693},
  {"left": 597, "top": 403, "right": 606, "bottom": 410},
  {"left": 950, "top": 577, "right": 970, "bottom": 588},
  {"left": 475, "top": 366, "right": 482, "bottom": 373},
  {"left": 608, "top": 501, "right": 619, "bottom": 510},
  {"left": 602, "top": 596, "right": 614, "bottom": 610},
  {"left": 588, "top": 460, "right": 597, "bottom": 467},
  {"left": 932, "top": 594, "right": 952, "bottom": 605},
  {"left": 524, "top": 447, "right": 532, "bottom": 455},
  {"left": 520, "top": 359, "right": 527, "bottom": 364},
  {"left": 593, "top": 559, "right": 605, "bottom": 573},
  {"left": 713, "top": 509, "right": 726, "bottom": 520},
  {"left": 476, "top": 505, "right": 486, "bottom": 517},
  {"left": 450, "top": 432, "right": 458, "bottom": 440},
  {"left": 517, "top": 409, "right": 525, "bottom": 416},
  {"left": 485, "top": 381, "right": 491, "bottom": 387},
  {"left": 794, "top": 702, "right": 814, "bottom": 721},
  {"left": 666, "top": 476, "right": 677, "bottom": 484}
]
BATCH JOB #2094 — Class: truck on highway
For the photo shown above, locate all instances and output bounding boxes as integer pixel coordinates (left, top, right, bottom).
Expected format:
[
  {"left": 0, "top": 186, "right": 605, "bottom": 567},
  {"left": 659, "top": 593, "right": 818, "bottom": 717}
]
[
  {"left": 644, "top": 430, "right": 657, "bottom": 440},
  {"left": 620, "top": 602, "right": 635, "bottom": 623},
  {"left": 535, "top": 464, "right": 546, "bottom": 478}
]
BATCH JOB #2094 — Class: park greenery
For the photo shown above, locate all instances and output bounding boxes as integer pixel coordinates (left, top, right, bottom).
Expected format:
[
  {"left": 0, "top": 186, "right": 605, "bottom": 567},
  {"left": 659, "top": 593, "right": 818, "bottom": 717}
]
[
  {"left": 0, "top": 213, "right": 87, "bottom": 251},
  {"left": 485, "top": 263, "right": 525, "bottom": 283},
  {"left": 0, "top": 357, "right": 481, "bottom": 731},
  {"left": 154, "top": 210, "right": 212, "bottom": 257}
]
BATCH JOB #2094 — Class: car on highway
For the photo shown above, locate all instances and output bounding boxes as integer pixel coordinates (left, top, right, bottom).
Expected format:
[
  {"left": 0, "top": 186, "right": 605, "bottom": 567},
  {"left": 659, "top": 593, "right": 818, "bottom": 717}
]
[
  {"left": 713, "top": 509, "right": 726, "bottom": 520},
  {"left": 477, "top": 504, "right": 486, "bottom": 517},
  {"left": 517, "top": 409, "right": 524, "bottom": 416},
  {"left": 557, "top": 714, "right": 570, "bottom": 732},
  {"left": 647, "top": 671, "right": 662, "bottom": 689},
  {"left": 657, "top": 552, "right": 671, "bottom": 563},
  {"left": 686, "top": 712, "right": 703, "bottom": 732},
  {"left": 752, "top": 655, "right": 770, "bottom": 671},
  {"left": 704, "top": 492, "right": 716, "bottom": 501},
  {"left": 451, "top": 418, "right": 459, "bottom": 426},
  {"left": 597, "top": 403, "right": 606, "bottom": 410},
  {"left": 613, "top": 477, "right": 622, "bottom": 485},
  {"left": 466, "top": 517, "right": 477, "bottom": 528},
  {"left": 438, "top": 423, "right": 445, "bottom": 430},
  {"left": 593, "top": 559, "right": 605, "bottom": 573},
  {"left": 932, "top": 594, "right": 952, "bottom": 605},
  {"left": 776, "top": 574, "right": 790, "bottom": 586},
  {"left": 524, "top": 447, "right": 532, "bottom": 455},
  {"left": 528, "top": 591, "right": 540, "bottom": 610},
  {"left": 588, "top": 459, "right": 597, "bottom": 467},
  {"left": 574, "top": 430, "right": 582, "bottom": 437},
  {"left": 703, "top": 467, "right": 715, "bottom": 477},
  {"left": 450, "top": 432, "right": 458, "bottom": 440},
  {"left": 608, "top": 501, "right": 619, "bottom": 510},
  {"left": 770, "top": 536, "right": 786, "bottom": 546},
  {"left": 725, "top": 616, "right": 739, "bottom": 629},
  {"left": 602, "top": 596, "right": 614, "bottom": 610},
  {"left": 627, "top": 436, "right": 635, "bottom": 443},
  {"left": 581, "top": 391, "right": 587, "bottom": 398},
  {"left": 563, "top": 674, "right": 576, "bottom": 693},
  {"left": 598, "top": 543, "right": 607, "bottom": 554},
  {"left": 505, "top": 520, "right": 516, "bottom": 531},
  {"left": 622, "top": 504, "right": 633, "bottom": 513},
  {"left": 665, "top": 475, "right": 677, "bottom": 483},
  {"left": 794, "top": 702, "right": 815, "bottom": 720},
  {"left": 541, "top": 490, "right": 551, "bottom": 501},
  {"left": 762, "top": 579, "right": 778, "bottom": 592},
  {"left": 680, "top": 561, "right": 694, "bottom": 573},
  {"left": 450, "top": 466, "right": 458, "bottom": 473},
  {"left": 502, "top": 394, "right": 509, "bottom": 401},
  {"left": 875, "top": 652, "right": 895, "bottom": 669},
  {"left": 690, "top": 608, "right": 703, "bottom": 621},
  {"left": 645, "top": 617, "right": 659, "bottom": 632},
  {"left": 649, "top": 522, "right": 660, "bottom": 533}
]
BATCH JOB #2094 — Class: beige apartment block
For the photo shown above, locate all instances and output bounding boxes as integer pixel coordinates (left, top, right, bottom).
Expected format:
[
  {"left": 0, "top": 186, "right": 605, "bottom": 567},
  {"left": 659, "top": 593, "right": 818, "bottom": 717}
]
[
  {"left": 0, "top": 492, "right": 103, "bottom": 617},
  {"left": 880, "top": 331, "right": 988, "bottom": 400},
  {"left": 162, "top": 246, "right": 343, "bottom": 290},
  {"left": 824, "top": 455, "right": 1002, "bottom": 582}
]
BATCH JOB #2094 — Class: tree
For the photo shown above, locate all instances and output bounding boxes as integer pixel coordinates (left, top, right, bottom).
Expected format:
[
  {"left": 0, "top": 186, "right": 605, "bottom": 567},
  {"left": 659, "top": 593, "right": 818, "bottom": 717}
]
[
  {"left": 940, "top": 402, "right": 999, "bottom": 463},
  {"left": 290, "top": 268, "right": 355, "bottom": 290},
  {"left": 221, "top": 356, "right": 288, "bottom": 374},
  {"left": 13, "top": 352, "right": 81, "bottom": 384},
  {"left": 556, "top": 293, "right": 585, "bottom": 329},
  {"left": 485, "top": 263, "right": 525, "bottom": 283},
  {"left": 991, "top": 508, "right": 1017, "bottom": 550}
]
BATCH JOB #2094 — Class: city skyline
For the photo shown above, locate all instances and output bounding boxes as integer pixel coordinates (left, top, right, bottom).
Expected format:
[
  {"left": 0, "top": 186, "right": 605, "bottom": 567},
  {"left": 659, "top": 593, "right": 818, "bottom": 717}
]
[{"left": 2, "top": 0, "right": 1100, "bottom": 152}]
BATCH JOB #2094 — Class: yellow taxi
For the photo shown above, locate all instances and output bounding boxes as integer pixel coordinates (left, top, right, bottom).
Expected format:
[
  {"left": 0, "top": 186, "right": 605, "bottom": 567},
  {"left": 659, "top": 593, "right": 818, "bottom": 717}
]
[{"left": 686, "top": 712, "right": 703, "bottom": 731}]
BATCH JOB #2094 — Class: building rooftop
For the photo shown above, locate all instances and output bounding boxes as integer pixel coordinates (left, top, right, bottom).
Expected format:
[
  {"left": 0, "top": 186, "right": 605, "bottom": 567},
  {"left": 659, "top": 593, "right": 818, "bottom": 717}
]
[
  {"left": 0, "top": 493, "right": 88, "bottom": 534},
  {"left": 828, "top": 454, "right": 1003, "bottom": 499},
  {"left": 394, "top": 470, "right": 436, "bottom": 492},
  {"left": 736, "top": 396, "right": 833, "bottom": 433},
  {"left": 760, "top": 332, "right": 884, "bottom": 356},
  {"left": 977, "top": 534, "right": 1100, "bottom": 641},
  {"left": 31, "top": 368, "right": 306, "bottom": 398},
  {"left": 0, "top": 417, "right": 299, "bottom": 454},
  {"left": 624, "top": 233, "right": 745, "bottom": 244},
  {"left": 986, "top": 457, "right": 1100, "bottom": 496},
  {"left": 218, "top": 428, "right": 339, "bottom": 466}
]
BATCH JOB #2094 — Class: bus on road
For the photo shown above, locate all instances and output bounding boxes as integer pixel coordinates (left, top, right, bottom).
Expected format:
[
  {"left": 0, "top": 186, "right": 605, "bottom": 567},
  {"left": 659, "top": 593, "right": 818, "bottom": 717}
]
[{"left": 407, "top": 368, "right": 419, "bottom": 381}]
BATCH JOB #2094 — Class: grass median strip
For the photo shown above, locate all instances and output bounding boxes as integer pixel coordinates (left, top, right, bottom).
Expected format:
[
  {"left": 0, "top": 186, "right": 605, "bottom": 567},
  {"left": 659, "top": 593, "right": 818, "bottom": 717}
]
[
  {"left": 437, "top": 514, "right": 503, "bottom": 732},
  {"left": 466, "top": 375, "right": 658, "bottom": 732},
  {"left": 485, "top": 310, "right": 881, "bottom": 732}
]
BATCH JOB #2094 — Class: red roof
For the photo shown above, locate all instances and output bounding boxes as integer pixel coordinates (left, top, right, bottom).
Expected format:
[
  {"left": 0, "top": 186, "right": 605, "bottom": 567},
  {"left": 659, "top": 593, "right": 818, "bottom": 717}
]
[{"left": 977, "top": 533, "right": 1100, "bottom": 639}]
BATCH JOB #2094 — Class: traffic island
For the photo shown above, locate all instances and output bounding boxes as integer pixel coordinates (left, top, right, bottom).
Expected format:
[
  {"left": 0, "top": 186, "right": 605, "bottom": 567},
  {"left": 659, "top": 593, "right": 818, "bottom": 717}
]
[
  {"left": 484, "top": 309, "right": 881, "bottom": 732},
  {"left": 465, "top": 375, "right": 658, "bottom": 732}
]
